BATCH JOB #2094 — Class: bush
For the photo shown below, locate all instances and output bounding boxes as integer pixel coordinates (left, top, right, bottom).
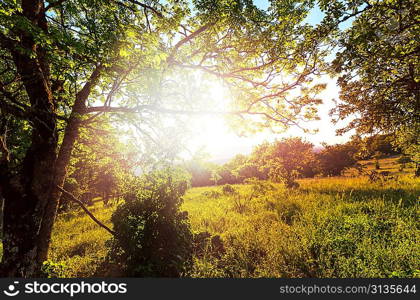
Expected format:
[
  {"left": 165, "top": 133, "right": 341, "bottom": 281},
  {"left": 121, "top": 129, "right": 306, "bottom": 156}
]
[
  {"left": 245, "top": 178, "right": 276, "bottom": 196},
  {"left": 41, "top": 260, "right": 68, "bottom": 278},
  {"left": 107, "top": 169, "right": 194, "bottom": 277},
  {"left": 222, "top": 184, "right": 236, "bottom": 194},
  {"left": 201, "top": 190, "right": 222, "bottom": 198},
  {"left": 397, "top": 156, "right": 412, "bottom": 164},
  {"left": 398, "top": 156, "right": 413, "bottom": 172},
  {"left": 193, "top": 231, "right": 225, "bottom": 259}
]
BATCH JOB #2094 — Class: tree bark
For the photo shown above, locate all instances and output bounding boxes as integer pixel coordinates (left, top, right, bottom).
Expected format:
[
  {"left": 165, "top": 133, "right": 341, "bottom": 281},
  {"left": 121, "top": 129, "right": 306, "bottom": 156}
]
[
  {"left": 0, "top": 0, "right": 58, "bottom": 277},
  {"left": 0, "top": 0, "right": 102, "bottom": 276},
  {"left": 0, "top": 71, "right": 102, "bottom": 276}
]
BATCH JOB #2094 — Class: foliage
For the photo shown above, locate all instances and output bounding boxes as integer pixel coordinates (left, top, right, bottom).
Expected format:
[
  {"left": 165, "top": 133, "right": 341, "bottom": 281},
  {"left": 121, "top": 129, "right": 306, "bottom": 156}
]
[
  {"left": 59, "top": 118, "right": 135, "bottom": 209},
  {"left": 394, "top": 125, "right": 420, "bottom": 176},
  {"left": 219, "top": 154, "right": 261, "bottom": 184},
  {"left": 349, "top": 134, "right": 401, "bottom": 160},
  {"left": 188, "top": 137, "right": 365, "bottom": 187},
  {"left": 222, "top": 184, "right": 236, "bottom": 195},
  {"left": 41, "top": 260, "right": 68, "bottom": 278},
  {"left": 0, "top": 0, "right": 328, "bottom": 275},
  {"left": 324, "top": 0, "right": 419, "bottom": 171},
  {"left": 398, "top": 156, "right": 413, "bottom": 165},
  {"left": 107, "top": 169, "right": 194, "bottom": 277},
  {"left": 185, "top": 160, "right": 217, "bottom": 187},
  {"left": 0, "top": 0, "right": 328, "bottom": 171},
  {"left": 1, "top": 0, "right": 417, "bottom": 277},
  {"left": 316, "top": 143, "right": 357, "bottom": 176},
  {"left": 256, "top": 138, "right": 316, "bottom": 187},
  {"left": 365, "top": 134, "right": 401, "bottom": 158}
]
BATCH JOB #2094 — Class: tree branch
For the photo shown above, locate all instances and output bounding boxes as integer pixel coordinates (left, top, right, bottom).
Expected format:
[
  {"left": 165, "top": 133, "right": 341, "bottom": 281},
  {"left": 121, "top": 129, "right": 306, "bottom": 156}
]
[
  {"left": 0, "top": 127, "right": 10, "bottom": 163},
  {"left": 119, "top": 0, "right": 163, "bottom": 18},
  {"left": 74, "top": 65, "right": 104, "bottom": 113},
  {"left": 85, "top": 104, "right": 299, "bottom": 126},
  {"left": 45, "top": 0, "right": 66, "bottom": 11},
  {"left": 167, "top": 22, "right": 216, "bottom": 63},
  {"left": 56, "top": 185, "right": 116, "bottom": 236}
]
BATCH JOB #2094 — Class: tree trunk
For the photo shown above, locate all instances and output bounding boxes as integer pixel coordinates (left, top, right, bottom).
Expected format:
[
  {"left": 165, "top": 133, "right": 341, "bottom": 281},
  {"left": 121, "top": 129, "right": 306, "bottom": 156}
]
[
  {"left": 0, "top": 1, "right": 103, "bottom": 277},
  {"left": 0, "top": 68, "right": 102, "bottom": 276},
  {"left": 35, "top": 115, "right": 83, "bottom": 265},
  {"left": 0, "top": 104, "right": 84, "bottom": 277},
  {"left": 1, "top": 125, "right": 58, "bottom": 276}
]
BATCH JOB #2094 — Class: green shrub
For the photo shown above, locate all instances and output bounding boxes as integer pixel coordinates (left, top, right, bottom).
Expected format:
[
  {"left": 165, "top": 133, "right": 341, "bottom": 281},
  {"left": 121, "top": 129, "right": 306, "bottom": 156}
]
[
  {"left": 222, "top": 184, "right": 236, "bottom": 195},
  {"left": 193, "top": 231, "right": 225, "bottom": 259},
  {"left": 107, "top": 169, "right": 194, "bottom": 277},
  {"left": 245, "top": 178, "right": 276, "bottom": 196},
  {"left": 201, "top": 190, "right": 222, "bottom": 198},
  {"left": 397, "top": 156, "right": 412, "bottom": 164},
  {"left": 276, "top": 200, "right": 302, "bottom": 225},
  {"left": 41, "top": 260, "right": 68, "bottom": 278}
]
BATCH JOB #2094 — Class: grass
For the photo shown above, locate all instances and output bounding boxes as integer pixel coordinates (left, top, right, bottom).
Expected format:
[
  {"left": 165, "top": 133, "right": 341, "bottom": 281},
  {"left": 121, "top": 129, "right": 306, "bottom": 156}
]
[
  {"left": 49, "top": 201, "right": 116, "bottom": 277},
  {"left": 183, "top": 176, "right": 419, "bottom": 278},
  {"left": 2, "top": 156, "right": 416, "bottom": 277},
  {"left": 47, "top": 166, "right": 420, "bottom": 278},
  {"left": 344, "top": 155, "right": 415, "bottom": 176}
]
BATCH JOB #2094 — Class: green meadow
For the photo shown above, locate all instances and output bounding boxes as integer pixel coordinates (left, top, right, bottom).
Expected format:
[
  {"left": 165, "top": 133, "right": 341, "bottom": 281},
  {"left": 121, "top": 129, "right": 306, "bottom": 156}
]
[{"left": 45, "top": 157, "right": 420, "bottom": 278}]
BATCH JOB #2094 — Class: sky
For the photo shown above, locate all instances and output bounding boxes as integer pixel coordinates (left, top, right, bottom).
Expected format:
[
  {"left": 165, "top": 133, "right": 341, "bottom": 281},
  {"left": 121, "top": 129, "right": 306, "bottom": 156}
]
[
  {"left": 183, "top": 1, "right": 354, "bottom": 163},
  {"left": 186, "top": 76, "right": 353, "bottom": 163}
]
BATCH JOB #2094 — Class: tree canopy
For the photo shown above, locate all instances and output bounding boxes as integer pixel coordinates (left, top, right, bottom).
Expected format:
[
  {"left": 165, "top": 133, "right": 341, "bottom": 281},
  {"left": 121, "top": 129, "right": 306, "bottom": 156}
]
[{"left": 325, "top": 0, "right": 419, "bottom": 166}]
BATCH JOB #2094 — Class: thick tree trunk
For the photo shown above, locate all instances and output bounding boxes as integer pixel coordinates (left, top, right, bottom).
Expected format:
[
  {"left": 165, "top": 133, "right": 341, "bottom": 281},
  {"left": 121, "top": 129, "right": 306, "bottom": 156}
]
[
  {"left": 1, "top": 125, "right": 58, "bottom": 276},
  {"left": 35, "top": 115, "right": 82, "bottom": 265},
  {"left": 0, "top": 106, "right": 83, "bottom": 277},
  {"left": 34, "top": 66, "right": 102, "bottom": 266},
  {"left": 0, "top": 1, "right": 56, "bottom": 276},
  {"left": 0, "top": 0, "right": 57, "bottom": 276},
  {"left": 0, "top": 1, "right": 103, "bottom": 276},
  {"left": 0, "top": 69, "right": 102, "bottom": 276}
]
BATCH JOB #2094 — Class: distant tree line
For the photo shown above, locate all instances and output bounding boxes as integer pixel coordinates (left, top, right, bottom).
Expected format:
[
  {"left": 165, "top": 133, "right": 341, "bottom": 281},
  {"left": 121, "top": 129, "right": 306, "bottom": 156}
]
[{"left": 186, "top": 134, "right": 403, "bottom": 188}]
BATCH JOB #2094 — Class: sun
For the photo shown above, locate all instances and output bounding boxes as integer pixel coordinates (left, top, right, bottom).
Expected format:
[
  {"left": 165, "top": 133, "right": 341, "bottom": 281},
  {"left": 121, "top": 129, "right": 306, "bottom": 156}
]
[
  {"left": 185, "top": 81, "right": 239, "bottom": 159},
  {"left": 183, "top": 75, "right": 348, "bottom": 162}
]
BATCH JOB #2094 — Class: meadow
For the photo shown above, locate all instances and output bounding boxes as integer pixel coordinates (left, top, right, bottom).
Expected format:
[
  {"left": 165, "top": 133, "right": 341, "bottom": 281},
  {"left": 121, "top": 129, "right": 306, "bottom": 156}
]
[{"left": 43, "top": 157, "right": 420, "bottom": 278}]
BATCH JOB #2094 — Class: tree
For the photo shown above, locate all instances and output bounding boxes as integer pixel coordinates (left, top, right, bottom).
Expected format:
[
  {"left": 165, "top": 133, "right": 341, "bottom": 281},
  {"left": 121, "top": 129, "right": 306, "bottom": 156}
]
[
  {"left": 216, "top": 164, "right": 238, "bottom": 185},
  {"left": 394, "top": 125, "right": 420, "bottom": 176},
  {"left": 210, "top": 169, "right": 221, "bottom": 186},
  {"left": 224, "top": 154, "right": 255, "bottom": 183},
  {"left": 322, "top": 0, "right": 419, "bottom": 174},
  {"left": 0, "top": 0, "right": 324, "bottom": 276},
  {"left": 365, "top": 134, "right": 400, "bottom": 158},
  {"left": 316, "top": 143, "right": 357, "bottom": 176},
  {"left": 184, "top": 159, "right": 214, "bottom": 187},
  {"left": 260, "top": 138, "right": 315, "bottom": 187}
]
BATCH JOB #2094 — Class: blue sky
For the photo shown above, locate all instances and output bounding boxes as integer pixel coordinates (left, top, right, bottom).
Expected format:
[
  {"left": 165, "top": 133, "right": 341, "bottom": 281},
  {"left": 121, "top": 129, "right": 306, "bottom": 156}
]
[{"left": 254, "top": 0, "right": 325, "bottom": 25}]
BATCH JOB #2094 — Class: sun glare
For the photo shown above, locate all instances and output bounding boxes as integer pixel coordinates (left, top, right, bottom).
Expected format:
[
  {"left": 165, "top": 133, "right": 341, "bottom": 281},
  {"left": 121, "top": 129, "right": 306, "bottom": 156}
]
[{"left": 184, "top": 75, "right": 352, "bottom": 162}]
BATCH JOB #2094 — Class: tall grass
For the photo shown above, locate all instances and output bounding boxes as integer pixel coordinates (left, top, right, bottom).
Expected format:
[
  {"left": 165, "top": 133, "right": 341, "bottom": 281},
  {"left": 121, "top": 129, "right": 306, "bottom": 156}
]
[
  {"left": 184, "top": 176, "right": 419, "bottom": 278},
  {"left": 46, "top": 174, "right": 419, "bottom": 278},
  {"left": 49, "top": 202, "right": 115, "bottom": 277}
]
